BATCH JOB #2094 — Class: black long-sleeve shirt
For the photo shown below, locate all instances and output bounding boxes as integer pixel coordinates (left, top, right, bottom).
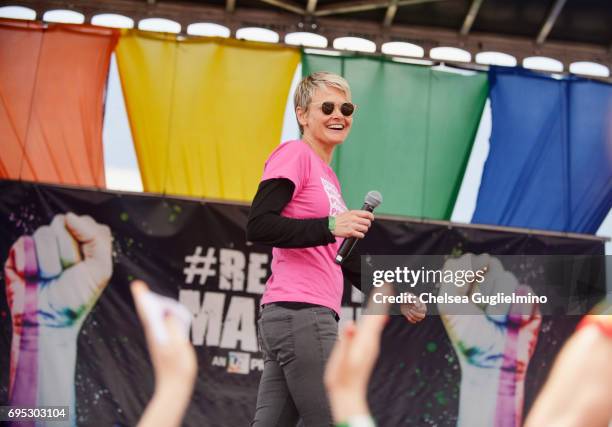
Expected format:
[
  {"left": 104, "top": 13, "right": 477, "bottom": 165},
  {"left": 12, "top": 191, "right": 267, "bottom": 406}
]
[{"left": 247, "top": 178, "right": 362, "bottom": 290}]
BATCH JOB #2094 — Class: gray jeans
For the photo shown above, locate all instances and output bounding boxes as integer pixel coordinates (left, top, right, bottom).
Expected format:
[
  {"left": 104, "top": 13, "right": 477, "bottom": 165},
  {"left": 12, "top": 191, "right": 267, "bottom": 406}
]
[{"left": 251, "top": 304, "right": 338, "bottom": 427}]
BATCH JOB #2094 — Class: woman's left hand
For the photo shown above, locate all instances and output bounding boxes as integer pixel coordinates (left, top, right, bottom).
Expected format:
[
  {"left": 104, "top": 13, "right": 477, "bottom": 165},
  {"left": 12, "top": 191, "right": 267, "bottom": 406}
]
[{"left": 401, "top": 294, "right": 427, "bottom": 323}]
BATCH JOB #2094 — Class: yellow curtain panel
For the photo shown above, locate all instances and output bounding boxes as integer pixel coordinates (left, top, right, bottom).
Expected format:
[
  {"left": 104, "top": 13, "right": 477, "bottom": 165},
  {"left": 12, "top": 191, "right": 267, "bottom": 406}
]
[{"left": 115, "top": 30, "right": 300, "bottom": 200}]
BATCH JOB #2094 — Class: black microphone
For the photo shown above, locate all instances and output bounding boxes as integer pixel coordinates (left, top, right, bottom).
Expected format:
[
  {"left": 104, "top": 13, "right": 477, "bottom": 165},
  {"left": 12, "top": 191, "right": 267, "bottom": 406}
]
[{"left": 335, "top": 191, "right": 383, "bottom": 265}]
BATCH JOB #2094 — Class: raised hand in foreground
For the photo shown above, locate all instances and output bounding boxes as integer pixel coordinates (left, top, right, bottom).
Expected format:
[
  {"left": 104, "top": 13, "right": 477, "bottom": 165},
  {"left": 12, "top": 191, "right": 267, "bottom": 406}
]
[{"left": 131, "top": 281, "right": 197, "bottom": 427}]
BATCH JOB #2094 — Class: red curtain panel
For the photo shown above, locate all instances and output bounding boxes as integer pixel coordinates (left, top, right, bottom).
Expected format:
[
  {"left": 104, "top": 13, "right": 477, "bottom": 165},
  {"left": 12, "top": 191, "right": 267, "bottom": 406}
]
[{"left": 0, "top": 19, "right": 118, "bottom": 187}]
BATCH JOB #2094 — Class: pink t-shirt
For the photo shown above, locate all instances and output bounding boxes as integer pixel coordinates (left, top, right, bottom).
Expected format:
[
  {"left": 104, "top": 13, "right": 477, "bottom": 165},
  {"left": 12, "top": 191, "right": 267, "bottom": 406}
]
[{"left": 260, "top": 140, "right": 348, "bottom": 314}]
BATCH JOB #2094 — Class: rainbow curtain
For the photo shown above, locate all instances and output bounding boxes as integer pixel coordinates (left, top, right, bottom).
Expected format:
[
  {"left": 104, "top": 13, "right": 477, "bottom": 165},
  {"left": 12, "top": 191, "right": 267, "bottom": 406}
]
[{"left": 2, "top": 20, "right": 610, "bottom": 234}]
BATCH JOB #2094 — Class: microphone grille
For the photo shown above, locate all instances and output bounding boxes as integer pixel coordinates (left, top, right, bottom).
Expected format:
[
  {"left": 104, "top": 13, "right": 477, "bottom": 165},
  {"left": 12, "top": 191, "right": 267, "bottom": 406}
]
[{"left": 365, "top": 191, "right": 383, "bottom": 208}]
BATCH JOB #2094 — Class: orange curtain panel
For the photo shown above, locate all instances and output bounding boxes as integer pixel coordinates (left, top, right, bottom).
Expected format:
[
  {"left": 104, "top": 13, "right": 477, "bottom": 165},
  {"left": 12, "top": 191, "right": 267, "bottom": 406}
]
[
  {"left": 115, "top": 30, "right": 300, "bottom": 201},
  {"left": 0, "top": 19, "right": 118, "bottom": 187}
]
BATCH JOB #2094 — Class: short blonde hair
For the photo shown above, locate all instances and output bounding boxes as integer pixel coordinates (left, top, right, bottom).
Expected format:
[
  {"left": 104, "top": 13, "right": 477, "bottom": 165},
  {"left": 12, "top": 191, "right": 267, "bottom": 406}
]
[{"left": 294, "top": 71, "right": 351, "bottom": 134}]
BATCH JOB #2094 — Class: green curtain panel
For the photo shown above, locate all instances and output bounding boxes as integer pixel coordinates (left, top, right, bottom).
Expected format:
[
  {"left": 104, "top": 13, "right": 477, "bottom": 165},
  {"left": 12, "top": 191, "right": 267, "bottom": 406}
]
[{"left": 302, "top": 54, "right": 488, "bottom": 219}]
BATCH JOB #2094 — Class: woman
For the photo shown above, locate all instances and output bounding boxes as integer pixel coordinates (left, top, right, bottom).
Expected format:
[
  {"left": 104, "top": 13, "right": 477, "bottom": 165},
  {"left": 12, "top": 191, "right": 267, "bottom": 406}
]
[{"left": 247, "top": 72, "right": 424, "bottom": 426}]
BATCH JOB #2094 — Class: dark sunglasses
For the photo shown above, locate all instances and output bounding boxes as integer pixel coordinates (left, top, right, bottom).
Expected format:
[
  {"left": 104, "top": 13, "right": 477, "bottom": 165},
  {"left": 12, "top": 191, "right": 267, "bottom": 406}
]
[{"left": 313, "top": 101, "right": 356, "bottom": 117}]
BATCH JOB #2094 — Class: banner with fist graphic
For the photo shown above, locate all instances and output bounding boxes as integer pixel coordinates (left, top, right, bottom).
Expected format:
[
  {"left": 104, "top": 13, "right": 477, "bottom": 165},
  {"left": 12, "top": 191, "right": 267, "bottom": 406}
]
[{"left": 0, "top": 180, "right": 606, "bottom": 426}]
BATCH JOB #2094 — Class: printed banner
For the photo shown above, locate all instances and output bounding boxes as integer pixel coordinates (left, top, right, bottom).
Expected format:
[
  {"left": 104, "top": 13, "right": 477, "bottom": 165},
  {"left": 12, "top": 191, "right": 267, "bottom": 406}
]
[{"left": 0, "top": 180, "right": 605, "bottom": 426}]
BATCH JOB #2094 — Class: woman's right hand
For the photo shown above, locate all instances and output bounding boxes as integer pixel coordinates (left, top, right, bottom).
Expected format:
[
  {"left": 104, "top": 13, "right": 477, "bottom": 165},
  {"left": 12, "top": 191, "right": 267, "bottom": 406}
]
[{"left": 332, "top": 210, "right": 374, "bottom": 239}]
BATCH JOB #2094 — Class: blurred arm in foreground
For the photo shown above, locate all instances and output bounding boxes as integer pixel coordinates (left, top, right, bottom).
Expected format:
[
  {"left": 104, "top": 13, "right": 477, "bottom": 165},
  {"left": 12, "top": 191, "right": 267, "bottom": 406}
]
[
  {"left": 525, "top": 304, "right": 612, "bottom": 427},
  {"left": 131, "top": 281, "right": 197, "bottom": 427}
]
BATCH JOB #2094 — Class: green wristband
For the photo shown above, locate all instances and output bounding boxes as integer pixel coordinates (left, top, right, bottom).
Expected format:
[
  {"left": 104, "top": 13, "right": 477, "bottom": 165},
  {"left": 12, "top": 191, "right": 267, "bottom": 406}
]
[{"left": 328, "top": 216, "right": 336, "bottom": 233}]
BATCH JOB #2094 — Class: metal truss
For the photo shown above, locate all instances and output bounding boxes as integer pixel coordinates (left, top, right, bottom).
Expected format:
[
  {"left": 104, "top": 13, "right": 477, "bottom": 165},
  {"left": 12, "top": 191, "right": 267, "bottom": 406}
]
[{"left": 4, "top": 0, "right": 611, "bottom": 71}]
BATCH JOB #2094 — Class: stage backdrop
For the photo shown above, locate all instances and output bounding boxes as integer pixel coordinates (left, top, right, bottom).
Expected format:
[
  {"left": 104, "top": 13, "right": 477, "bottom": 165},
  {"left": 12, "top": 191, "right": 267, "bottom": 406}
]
[{"left": 0, "top": 180, "right": 605, "bottom": 426}]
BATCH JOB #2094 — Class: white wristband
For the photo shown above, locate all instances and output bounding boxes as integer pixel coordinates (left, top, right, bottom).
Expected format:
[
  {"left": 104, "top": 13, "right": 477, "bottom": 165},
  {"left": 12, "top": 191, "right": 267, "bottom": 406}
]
[{"left": 346, "top": 414, "right": 376, "bottom": 427}]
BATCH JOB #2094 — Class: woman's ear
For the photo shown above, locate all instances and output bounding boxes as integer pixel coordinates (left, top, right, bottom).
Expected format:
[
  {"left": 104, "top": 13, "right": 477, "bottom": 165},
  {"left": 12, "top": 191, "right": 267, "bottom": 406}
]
[{"left": 296, "top": 106, "right": 308, "bottom": 128}]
